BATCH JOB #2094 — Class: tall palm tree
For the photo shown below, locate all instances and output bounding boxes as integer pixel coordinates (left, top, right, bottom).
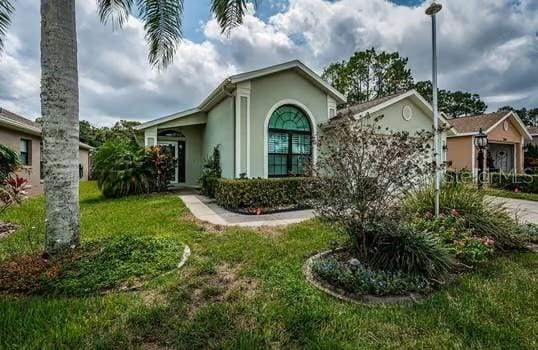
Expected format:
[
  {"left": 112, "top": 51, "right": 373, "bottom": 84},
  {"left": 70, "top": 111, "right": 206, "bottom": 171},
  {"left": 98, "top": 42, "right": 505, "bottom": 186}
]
[{"left": 0, "top": 0, "right": 252, "bottom": 255}]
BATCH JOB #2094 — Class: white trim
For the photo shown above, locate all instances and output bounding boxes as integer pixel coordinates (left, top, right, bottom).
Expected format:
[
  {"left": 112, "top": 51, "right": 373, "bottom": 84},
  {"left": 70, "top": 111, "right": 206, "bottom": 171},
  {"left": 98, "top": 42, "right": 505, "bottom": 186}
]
[
  {"left": 263, "top": 99, "right": 318, "bottom": 179},
  {"left": 237, "top": 81, "right": 251, "bottom": 178},
  {"left": 144, "top": 127, "right": 158, "bottom": 146},
  {"left": 513, "top": 143, "right": 518, "bottom": 174},
  {"left": 327, "top": 95, "right": 337, "bottom": 119},
  {"left": 235, "top": 93, "right": 241, "bottom": 177}
]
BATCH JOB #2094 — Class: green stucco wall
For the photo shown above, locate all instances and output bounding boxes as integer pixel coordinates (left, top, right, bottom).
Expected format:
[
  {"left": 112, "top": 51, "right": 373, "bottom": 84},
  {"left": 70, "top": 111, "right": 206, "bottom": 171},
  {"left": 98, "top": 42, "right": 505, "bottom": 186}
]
[
  {"left": 246, "top": 70, "right": 329, "bottom": 178},
  {"left": 203, "top": 96, "right": 235, "bottom": 178}
]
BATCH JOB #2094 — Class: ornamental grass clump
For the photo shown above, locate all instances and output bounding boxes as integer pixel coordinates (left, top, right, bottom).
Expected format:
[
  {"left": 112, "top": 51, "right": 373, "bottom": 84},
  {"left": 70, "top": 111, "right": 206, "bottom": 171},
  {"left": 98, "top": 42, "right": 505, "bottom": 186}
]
[{"left": 402, "top": 182, "right": 523, "bottom": 249}]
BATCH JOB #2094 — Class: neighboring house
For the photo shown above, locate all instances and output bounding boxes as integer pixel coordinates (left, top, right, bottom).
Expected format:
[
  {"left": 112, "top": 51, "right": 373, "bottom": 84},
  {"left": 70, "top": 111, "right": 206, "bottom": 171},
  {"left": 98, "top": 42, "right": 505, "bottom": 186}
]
[
  {"left": 446, "top": 111, "right": 532, "bottom": 174},
  {"left": 0, "top": 108, "right": 92, "bottom": 196},
  {"left": 527, "top": 126, "right": 538, "bottom": 145},
  {"left": 135, "top": 61, "right": 449, "bottom": 186}
]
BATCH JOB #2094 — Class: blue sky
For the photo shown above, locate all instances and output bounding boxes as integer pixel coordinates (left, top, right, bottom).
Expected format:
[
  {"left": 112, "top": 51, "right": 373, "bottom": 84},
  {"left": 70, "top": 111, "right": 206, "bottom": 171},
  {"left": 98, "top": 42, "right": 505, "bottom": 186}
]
[{"left": 0, "top": 0, "right": 536, "bottom": 126}]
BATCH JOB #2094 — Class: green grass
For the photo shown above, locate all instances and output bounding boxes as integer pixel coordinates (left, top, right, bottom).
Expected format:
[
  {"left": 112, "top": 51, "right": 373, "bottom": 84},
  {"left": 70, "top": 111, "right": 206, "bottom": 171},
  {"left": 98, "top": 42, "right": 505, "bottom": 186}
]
[
  {"left": 0, "top": 182, "right": 537, "bottom": 349},
  {"left": 485, "top": 187, "right": 538, "bottom": 202}
]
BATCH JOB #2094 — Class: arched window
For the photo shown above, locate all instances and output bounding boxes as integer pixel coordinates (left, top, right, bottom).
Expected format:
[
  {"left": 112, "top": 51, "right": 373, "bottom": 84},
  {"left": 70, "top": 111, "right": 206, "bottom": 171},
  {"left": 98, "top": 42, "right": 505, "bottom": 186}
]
[{"left": 267, "top": 105, "right": 312, "bottom": 177}]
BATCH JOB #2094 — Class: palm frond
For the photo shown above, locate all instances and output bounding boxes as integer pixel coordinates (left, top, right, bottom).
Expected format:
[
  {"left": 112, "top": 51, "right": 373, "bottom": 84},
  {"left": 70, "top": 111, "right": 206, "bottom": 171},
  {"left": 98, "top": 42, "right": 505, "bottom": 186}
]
[
  {"left": 97, "top": 0, "right": 134, "bottom": 28},
  {"left": 210, "top": 0, "right": 253, "bottom": 36},
  {"left": 137, "top": 0, "right": 183, "bottom": 69},
  {"left": 0, "top": 0, "right": 14, "bottom": 53}
]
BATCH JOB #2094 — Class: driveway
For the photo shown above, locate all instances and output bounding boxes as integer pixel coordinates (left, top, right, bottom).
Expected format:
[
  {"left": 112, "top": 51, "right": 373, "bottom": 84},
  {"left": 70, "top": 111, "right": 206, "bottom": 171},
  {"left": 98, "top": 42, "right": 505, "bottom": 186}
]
[{"left": 489, "top": 196, "right": 538, "bottom": 224}]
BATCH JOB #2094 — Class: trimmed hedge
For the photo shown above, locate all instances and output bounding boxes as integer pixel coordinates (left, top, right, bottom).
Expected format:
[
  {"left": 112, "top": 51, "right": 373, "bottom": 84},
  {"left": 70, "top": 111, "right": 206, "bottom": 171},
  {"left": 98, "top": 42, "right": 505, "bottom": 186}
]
[
  {"left": 215, "top": 177, "right": 314, "bottom": 211},
  {"left": 490, "top": 173, "right": 538, "bottom": 193}
]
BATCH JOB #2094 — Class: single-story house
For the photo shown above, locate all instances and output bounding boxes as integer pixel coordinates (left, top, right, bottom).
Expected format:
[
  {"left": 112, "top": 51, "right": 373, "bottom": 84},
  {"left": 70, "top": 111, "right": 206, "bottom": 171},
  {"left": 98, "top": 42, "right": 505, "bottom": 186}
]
[
  {"left": 446, "top": 111, "right": 532, "bottom": 174},
  {"left": 0, "top": 107, "right": 92, "bottom": 196},
  {"left": 135, "top": 61, "right": 450, "bottom": 186}
]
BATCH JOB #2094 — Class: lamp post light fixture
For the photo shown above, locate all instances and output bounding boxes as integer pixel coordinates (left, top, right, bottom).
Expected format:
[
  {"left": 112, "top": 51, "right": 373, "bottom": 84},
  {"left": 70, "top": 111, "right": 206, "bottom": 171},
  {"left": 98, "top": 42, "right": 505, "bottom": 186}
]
[
  {"left": 474, "top": 128, "right": 488, "bottom": 188},
  {"left": 426, "top": 2, "right": 443, "bottom": 216}
]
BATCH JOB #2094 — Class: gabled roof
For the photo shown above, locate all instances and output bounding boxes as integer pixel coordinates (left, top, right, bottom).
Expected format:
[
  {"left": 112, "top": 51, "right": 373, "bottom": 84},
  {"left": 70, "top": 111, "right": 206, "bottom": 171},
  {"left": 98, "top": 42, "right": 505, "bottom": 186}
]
[
  {"left": 337, "top": 90, "right": 409, "bottom": 116},
  {"left": 448, "top": 111, "right": 532, "bottom": 140},
  {"left": 334, "top": 89, "right": 454, "bottom": 134},
  {"left": 136, "top": 60, "right": 347, "bottom": 130},
  {"left": 0, "top": 107, "right": 94, "bottom": 150},
  {"left": 528, "top": 126, "right": 538, "bottom": 136}
]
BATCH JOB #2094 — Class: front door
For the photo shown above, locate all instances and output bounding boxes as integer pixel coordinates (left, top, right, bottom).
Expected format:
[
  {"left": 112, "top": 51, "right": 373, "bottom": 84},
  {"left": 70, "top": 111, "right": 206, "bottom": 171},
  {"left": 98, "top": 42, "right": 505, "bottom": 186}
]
[
  {"left": 158, "top": 141, "right": 186, "bottom": 184},
  {"left": 488, "top": 143, "right": 514, "bottom": 172},
  {"left": 177, "top": 141, "right": 186, "bottom": 183}
]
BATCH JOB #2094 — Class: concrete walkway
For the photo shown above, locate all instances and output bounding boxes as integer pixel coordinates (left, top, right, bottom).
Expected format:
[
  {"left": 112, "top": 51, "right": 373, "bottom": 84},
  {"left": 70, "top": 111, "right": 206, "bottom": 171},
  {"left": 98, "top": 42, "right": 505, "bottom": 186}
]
[
  {"left": 179, "top": 194, "right": 315, "bottom": 227},
  {"left": 490, "top": 196, "right": 538, "bottom": 224}
]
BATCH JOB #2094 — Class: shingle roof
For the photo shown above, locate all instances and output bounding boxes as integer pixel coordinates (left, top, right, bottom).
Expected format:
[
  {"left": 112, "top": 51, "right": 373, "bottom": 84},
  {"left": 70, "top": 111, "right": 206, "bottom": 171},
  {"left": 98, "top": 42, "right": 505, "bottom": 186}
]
[
  {"left": 0, "top": 107, "right": 41, "bottom": 129},
  {"left": 527, "top": 126, "right": 538, "bottom": 135},
  {"left": 336, "top": 90, "right": 409, "bottom": 117},
  {"left": 448, "top": 112, "right": 508, "bottom": 134}
]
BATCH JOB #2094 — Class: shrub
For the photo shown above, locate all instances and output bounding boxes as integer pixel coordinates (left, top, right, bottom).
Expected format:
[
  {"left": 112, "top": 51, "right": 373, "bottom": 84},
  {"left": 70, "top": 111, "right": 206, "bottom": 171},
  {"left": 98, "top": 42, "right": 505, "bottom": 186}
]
[
  {"left": 92, "top": 140, "right": 175, "bottom": 198},
  {"left": 312, "top": 255, "right": 432, "bottom": 296},
  {"left": 215, "top": 177, "right": 314, "bottom": 212},
  {"left": 0, "top": 144, "right": 20, "bottom": 183},
  {"left": 199, "top": 145, "right": 221, "bottom": 197},
  {"left": 307, "top": 112, "right": 435, "bottom": 261},
  {"left": 369, "top": 225, "right": 454, "bottom": 278},
  {"left": 489, "top": 172, "right": 538, "bottom": 193},
  {"left": 401, "top": 182, "right": 522, "bottom": 249}
]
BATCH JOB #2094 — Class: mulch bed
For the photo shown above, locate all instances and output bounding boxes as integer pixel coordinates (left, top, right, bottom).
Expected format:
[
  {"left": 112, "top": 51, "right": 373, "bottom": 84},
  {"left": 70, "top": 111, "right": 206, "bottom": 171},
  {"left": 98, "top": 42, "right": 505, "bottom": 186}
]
[
  {"left": 0, "top": 253, "right": 60, "bottom": 295},
  {"left": 0, "top": 221, "right": 19, "bottom": 239}
]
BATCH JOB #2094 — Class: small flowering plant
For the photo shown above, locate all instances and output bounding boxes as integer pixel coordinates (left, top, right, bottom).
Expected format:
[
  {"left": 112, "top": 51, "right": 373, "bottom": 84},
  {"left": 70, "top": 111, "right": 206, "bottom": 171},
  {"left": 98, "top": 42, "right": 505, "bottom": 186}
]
[{"left": 409, "top": 208, "right": 495, "bottom": 265}]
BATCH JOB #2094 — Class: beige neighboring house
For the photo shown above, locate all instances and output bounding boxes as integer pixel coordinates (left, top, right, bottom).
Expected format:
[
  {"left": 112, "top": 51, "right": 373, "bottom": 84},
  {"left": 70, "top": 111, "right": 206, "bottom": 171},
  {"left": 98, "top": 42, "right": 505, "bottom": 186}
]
[
  {"left": 0, "top": 107, "right": 92, "bottom": 196},
  {"left": 447, "top": 111, "right": 532, "bottom": 174}
]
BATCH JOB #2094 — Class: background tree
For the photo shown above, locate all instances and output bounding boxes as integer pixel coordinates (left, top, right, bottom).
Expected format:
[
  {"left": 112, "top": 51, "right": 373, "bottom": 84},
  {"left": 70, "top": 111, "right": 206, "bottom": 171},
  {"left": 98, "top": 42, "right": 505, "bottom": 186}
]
[
  {"left": 413, "top": 81, "right": 487, "bottom": 118},
  {"left": 0, "top": 0, "right": 252, "bottom": 255},
  {"left": 322, "top": 48, "right": 414, "bottom": 104},
  {"left": 497, "top": 106, "right": 538, "bottom": 126},
  {"left": 322, "top": 49, "right": 488, "bottom": 118}
]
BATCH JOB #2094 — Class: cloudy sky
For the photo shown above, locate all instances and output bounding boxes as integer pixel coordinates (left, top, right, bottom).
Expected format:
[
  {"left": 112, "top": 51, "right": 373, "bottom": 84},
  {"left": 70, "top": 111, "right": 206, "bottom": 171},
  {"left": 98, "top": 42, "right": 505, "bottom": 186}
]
[{"left": 0, "top": 0, "right": 537, "bottom": 126}]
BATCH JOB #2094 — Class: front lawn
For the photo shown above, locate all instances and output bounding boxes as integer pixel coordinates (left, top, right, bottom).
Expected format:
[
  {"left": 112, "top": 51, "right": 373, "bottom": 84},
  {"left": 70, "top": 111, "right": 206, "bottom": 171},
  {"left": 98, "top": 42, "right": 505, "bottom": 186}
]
[{"left": 0, "top": 182, "right": 536, "bottom": 349}]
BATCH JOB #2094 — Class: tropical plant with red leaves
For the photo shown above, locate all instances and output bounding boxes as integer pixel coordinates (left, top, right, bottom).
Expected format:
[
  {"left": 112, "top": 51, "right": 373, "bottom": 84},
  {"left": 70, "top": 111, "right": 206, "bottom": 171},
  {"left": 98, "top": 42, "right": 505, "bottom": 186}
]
[{"left": 0, "top": 175, "right": 30, "bottom": 215}]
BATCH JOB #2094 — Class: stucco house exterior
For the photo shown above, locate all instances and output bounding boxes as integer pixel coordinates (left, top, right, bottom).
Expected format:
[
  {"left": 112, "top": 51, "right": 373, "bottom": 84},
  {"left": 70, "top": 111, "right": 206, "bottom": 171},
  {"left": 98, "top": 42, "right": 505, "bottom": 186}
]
[
  {"left": 135, "top": 61, "right": 449, "bottom": 186},
  {"left": 0, "top": 108, "right": 92, "bottom": 196},
  {"left": 446, "top": 111, "right": 532, "bottom": 175}
]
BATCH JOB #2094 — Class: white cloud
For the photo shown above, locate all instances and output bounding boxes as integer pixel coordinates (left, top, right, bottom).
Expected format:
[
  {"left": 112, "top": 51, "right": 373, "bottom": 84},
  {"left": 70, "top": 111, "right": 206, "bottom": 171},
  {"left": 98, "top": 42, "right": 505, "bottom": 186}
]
[{"left": 0, "top": 0, "right": 537, "bottom": 126}]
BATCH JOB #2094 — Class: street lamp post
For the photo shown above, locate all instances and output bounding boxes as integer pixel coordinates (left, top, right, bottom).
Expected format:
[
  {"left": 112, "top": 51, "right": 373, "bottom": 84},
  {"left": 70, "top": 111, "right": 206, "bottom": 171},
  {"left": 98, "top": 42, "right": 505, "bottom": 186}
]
[
  {"left": 426, "top": 2, "right": 443, "bottom": 217},
  {"left": 474, "top": 128, "right": 488, "bottom": 188}
]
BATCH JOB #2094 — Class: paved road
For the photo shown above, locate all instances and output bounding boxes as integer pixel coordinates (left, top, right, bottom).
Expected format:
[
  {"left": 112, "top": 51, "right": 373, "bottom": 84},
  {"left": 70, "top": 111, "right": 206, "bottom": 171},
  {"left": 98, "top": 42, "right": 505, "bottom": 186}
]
[{"left": 489, "top": 196, "right": 538, "bottom": 224}]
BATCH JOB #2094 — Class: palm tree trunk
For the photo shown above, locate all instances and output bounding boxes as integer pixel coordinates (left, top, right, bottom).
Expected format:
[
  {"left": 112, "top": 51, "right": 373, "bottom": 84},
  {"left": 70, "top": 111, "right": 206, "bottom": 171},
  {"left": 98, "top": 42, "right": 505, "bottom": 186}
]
[{"left": 41, "top": 0, "right": 80, "bottom": 255}]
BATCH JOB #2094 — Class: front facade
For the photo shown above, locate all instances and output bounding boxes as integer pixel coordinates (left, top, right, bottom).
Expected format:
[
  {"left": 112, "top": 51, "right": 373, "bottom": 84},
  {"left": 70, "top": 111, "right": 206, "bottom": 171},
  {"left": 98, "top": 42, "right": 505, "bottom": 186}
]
[
  {"left": 446, "top": 111, "right": 532, "bottom": 175},
  {"left": 136, "top": 61, "right": 447, "bottom": 186},
  {"left": 0, "top": 108, "right": 92, "bottom": 196}
]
